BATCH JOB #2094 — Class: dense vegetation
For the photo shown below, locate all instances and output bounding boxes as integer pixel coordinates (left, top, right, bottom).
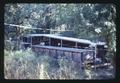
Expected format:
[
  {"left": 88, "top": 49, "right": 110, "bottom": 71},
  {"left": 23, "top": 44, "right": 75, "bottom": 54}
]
[
  {"left": 4, "top": 4, "right": 116, "bottom": 79},
  {"left": 4, "top": 48, "right": 114, "bottom": 79},
  {"left": 4, "top": 4, "right": 116, "bottom": 56}
]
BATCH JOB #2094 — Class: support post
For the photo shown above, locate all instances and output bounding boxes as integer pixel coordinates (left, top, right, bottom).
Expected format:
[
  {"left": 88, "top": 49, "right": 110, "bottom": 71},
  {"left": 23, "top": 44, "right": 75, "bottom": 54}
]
[
  {"left": 31, "top": 36, "right": 32, "bottom": 48},
  {"left": 94, "top": 45, "right": 97, "bottom": 70},
  {"left": 49, "top": 37, "right": 51, "bottom": 46},
  {"left": 80, "top": 52, "right": 82, "bottom": 71},
  {"left": 50, "top": 28, "right": 52, "bottom": 34},
  {"left": 61, "top": 39, "right": 62, "bottom": 47},
  {"left": 75, "top": 42, "right": 77, "bottom": 48}
]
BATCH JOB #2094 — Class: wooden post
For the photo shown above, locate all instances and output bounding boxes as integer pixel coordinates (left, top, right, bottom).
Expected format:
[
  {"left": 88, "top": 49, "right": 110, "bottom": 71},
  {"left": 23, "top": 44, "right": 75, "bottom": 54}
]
[
  {"left": 31, "top": 36, "right": 32, "bottom": 48},
  {"left": 50, "top": 28, "right": 52, "bottom": 34},
  {"left": 61, "top": 39, "right": 62, "bottom": 47},
  {"left": 49, "top": 37, "right": 51, "bottom": 46},
  {"left": 80, "top": 52, "right": 82, "bottom": 71},
  {"left": 94, "top": 45, "right": 97, "bottom": 70},
  {"left": 81, "top": 52, "right": 85, "bottom": 69},
  {"left": 75, "top": 42, "right": 77, "bottom": 48}
]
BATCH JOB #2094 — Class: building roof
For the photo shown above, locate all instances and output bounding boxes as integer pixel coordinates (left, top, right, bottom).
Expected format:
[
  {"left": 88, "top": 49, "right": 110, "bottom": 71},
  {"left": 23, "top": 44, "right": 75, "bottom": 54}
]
[{"left": 26, "top": 34, "right": 93, "bottom": 44}]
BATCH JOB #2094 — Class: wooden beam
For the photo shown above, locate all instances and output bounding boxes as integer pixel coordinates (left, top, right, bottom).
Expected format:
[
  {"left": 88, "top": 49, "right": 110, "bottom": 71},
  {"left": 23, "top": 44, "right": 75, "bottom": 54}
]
[
  {"left": 4, "top": 23, "right": 73, "bottom": 31},
  {"left": 4, "top": 23, "right": 31, "bottom": 29}
]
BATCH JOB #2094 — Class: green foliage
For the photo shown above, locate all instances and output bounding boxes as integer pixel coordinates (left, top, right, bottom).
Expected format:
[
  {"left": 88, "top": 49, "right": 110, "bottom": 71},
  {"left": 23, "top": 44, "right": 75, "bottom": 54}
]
[
  {"left": 4, "top": 49, "right": 114, "bottom": 79},
  {"left": 4, "top": 4, "right": 116, "bottom": 57}
]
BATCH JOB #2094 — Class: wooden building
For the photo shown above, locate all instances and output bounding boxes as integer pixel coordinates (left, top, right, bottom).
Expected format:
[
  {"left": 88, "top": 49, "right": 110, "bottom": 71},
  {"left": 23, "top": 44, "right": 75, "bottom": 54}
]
[
  {"left": 21, "top": 34, "right": 93, "bottom": 49},
  {"left": 21, "top": 34, "right": 108, "bottom": 68}
]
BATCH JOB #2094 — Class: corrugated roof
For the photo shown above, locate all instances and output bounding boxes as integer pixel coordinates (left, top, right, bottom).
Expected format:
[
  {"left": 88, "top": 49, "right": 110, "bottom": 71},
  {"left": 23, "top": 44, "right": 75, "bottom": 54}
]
[{"left": 26, "top": 34, "right": 93, "bottom": 44}]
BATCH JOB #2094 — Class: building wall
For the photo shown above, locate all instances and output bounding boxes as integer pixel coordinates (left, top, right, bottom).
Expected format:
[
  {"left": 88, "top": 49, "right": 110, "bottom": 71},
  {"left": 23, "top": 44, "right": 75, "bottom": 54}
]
[{"left": 32, "top": 46, "right": 94, "bottom": 63}]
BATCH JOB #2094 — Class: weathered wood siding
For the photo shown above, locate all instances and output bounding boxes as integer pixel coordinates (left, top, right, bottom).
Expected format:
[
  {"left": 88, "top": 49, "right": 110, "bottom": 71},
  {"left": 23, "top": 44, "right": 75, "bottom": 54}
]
[{"left": 32, "top": 46, "right": 94, "bottom": 63}]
